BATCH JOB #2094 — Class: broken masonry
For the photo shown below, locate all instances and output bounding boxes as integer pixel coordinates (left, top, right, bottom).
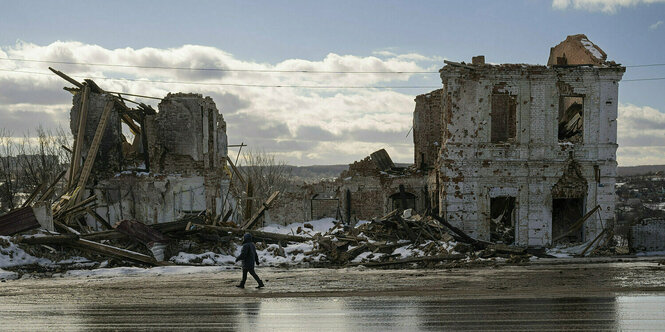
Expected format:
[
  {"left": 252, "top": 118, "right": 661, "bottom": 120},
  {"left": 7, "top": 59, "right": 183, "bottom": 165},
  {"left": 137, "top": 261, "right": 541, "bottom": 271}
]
[{"left": 267, "top": 34, "right": 624, "bottom": 248}]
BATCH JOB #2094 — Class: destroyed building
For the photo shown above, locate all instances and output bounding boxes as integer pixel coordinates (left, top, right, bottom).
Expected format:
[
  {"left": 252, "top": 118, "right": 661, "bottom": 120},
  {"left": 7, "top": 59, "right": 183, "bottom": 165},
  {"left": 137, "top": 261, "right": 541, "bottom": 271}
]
[
  {"left": 431, "top": 35, "right": 625, "bottom": 246},
  {"left": 267, "top": 149, "right": 429, "bottom": 225},
  {"left": 62, "top": 76, "right": 234, "bottom": 229},
  {"left": 265, "top": 35, "right": 624, "bottom": 249}
]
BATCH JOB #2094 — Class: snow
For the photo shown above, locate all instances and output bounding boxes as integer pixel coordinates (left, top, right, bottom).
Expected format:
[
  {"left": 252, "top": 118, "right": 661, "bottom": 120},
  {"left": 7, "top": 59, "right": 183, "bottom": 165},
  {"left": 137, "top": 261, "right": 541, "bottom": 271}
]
[
  {"left": 170, "top": 251, "right": 236, "bottom": 265},
  {"left": 260, "top": 218, "right": 337, "bottom": 236},
  {"left": 0, "top": 268, "right": 18, "bottom": 280},
  {"left": 645, "top": 202, "right": 665, "bottom": 211},
  {"left": 392, "top": 245, "right": 424, "bottom": 259},
  {"left": 63, "top": 265, "right": 234, "bottom": 278},
  {"left": 547, "top": 242, "right": 594, "bottom": 258},
  {"left": 0, "top": 236, "right": 53, "bottom": 268},
  {"left": 580, "top": 38, "right": 604, "bottom": 60},
  {"left": 354, "top": 220, "right": 371, "bottom": 228},
  {"left": 635, "top": 251, "right": 665, "bottom": 257}
]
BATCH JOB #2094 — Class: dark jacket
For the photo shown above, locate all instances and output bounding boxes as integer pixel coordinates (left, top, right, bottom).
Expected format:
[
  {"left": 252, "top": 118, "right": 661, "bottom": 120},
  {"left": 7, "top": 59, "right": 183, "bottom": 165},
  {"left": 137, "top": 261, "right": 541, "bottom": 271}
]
[{"left": 236, "top": 233, "right": 259, "bottom": 269}]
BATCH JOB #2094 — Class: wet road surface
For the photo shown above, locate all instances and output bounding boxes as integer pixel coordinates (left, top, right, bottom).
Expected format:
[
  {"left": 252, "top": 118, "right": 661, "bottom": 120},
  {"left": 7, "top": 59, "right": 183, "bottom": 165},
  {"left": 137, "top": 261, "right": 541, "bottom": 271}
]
[
  {"left": 2, "top": 296, "right": 665, "bottom": 331},
  {"left": 2, "top": 261, "right": 665, "bottom": 330}
]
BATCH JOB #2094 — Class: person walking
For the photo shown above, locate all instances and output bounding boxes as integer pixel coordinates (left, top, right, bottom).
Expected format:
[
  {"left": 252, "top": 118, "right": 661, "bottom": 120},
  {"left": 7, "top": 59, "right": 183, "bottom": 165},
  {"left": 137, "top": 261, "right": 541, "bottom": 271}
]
[{"left": 235, "top": 233, "right": 264, "bottom": 289}]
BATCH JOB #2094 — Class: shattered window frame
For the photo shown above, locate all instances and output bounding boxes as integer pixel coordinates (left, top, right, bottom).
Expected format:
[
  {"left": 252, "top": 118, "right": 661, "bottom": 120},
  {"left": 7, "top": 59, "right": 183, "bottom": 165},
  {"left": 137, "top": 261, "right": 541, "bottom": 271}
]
[
  {"left": 490, "top": 93, "right": 517, "bottom": 143},
  {"left": 558, "top": 95, "right": 584, "bottom": 143}
]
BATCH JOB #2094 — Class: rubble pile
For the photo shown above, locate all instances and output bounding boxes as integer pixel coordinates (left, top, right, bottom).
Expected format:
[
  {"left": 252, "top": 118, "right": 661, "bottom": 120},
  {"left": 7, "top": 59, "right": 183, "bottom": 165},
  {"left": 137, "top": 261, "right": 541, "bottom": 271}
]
[{"left": 0, "top": 206, "right": 541, "bottom": 278}]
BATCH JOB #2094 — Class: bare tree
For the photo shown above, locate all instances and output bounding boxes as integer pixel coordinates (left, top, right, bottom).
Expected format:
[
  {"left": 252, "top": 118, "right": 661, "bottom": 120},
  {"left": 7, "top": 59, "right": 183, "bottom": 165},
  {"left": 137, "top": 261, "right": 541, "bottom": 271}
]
[
  {"left": 0, "top": 129, "right": 19, "bottom": 212},
  {"left": 234, "top": 149, "right": 293, "bottom": 221},
  {"left": 0, "top": 126, "right": 71, "bottom": 213}
]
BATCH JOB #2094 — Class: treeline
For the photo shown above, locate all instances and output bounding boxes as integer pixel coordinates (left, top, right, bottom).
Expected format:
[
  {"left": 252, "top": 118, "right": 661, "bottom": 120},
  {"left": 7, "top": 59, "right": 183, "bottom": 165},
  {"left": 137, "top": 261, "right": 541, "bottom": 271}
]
[{"left": 0, "top": 127, "right": 71, "bottom": 213}]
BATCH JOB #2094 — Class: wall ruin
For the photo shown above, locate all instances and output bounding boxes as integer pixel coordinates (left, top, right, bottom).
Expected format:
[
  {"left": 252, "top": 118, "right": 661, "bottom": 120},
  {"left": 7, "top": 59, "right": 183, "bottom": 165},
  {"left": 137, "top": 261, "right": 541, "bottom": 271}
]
[
  {"left": 70, "top": 91, "right": 233, "bottom": 229},
  {"left": 437, "top": 53, "right": 625, "bottom": 246}
]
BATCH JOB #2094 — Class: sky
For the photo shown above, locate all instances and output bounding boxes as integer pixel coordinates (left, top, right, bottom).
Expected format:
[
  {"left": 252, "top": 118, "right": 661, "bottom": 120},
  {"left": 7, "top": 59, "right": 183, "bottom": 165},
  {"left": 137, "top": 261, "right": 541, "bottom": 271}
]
[{"left": 0, "top": 0, "right": 664, "bottom": 166}]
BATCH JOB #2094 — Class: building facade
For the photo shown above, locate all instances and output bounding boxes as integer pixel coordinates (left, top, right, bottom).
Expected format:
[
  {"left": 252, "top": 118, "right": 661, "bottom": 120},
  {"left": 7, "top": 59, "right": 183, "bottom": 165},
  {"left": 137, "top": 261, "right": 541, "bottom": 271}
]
[{"left": 435, "top": 37, "right": 625, "bottom": 246}]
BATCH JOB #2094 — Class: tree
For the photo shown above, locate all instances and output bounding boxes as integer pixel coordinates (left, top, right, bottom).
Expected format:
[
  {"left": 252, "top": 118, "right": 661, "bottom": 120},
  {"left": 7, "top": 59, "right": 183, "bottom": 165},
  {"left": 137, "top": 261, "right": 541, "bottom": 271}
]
[
  {"left": 0, "top": 127, "right": 71, "bottom": 213},
  {"left": 233, "top": 149, "right": 293, "bottom": 222}
]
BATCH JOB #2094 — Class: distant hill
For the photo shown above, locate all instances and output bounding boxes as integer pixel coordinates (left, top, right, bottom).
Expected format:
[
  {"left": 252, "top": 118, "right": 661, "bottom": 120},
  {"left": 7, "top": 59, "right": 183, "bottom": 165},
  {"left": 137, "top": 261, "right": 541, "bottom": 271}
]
[
  {"left": 618, "top": 165, "right": 665, "bottom": 177},
  {"left": 284, "top": 164, "right": 665, "bottom": 182},
  {"left": 285, "top": 163, "right": 412, "bottom": 183},
  {"left": 285, "top": 164, "right": 349, "bottom": 183}
]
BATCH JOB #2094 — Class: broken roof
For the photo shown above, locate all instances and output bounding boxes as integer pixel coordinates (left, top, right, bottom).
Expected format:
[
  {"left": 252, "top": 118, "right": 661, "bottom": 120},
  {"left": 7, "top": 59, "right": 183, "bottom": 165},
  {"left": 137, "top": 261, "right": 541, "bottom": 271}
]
[{"left": 548, "top": 34, "right": 609, "bottom": 67}]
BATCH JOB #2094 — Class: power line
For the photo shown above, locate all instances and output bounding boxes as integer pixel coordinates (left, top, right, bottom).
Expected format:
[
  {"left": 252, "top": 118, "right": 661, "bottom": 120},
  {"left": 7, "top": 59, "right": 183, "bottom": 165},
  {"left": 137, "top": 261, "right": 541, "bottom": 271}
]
[
  {"left": 0, "top": 68, "right": 440, "bottom": 89},
  {"left": 0, "top": 57, "right": 432, "bottom": 74},
  {"left": 0, "top": 67, "right": 663, "bottom": 90},
  {"left": 2, "top": 56, "right": 663, "bottom": 73}
]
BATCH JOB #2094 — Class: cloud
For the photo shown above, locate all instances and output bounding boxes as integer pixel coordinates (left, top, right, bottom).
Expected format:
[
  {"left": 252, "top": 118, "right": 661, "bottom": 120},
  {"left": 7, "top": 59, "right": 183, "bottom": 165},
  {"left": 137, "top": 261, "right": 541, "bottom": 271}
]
[
  {"left": 617, "top": 103, "right": 665, "bottom": 165},
  {"left": 552, "top": 0, "right": 665, "bottom": 13},
  {"left": 650, "top": 20, "right": 664, "bottom": 30},
  {"left": 0, "top": 41, "right": 443, "bottom": 165}
]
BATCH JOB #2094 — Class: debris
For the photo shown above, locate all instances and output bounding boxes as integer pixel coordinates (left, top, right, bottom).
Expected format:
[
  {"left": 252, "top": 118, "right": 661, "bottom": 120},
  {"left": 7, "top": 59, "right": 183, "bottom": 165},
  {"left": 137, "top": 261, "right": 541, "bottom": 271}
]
[
  {"left": 0, "top": 207, "right": 43, "bottom": 236},
  {"left": 241, "top": 191, "right": 280, "bottom": 229}
]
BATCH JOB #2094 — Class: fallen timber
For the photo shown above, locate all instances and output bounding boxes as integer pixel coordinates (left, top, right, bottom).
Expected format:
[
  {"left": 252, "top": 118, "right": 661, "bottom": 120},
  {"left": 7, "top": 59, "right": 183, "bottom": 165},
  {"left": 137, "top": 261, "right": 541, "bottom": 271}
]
[{"left": 191, "top": 224, "right": 312, "bottom": 243}]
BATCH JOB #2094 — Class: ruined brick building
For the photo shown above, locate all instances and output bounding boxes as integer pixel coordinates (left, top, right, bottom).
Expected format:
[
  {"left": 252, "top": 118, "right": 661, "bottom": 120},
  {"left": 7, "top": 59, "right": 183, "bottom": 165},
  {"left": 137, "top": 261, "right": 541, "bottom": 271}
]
[
  {"left": 67, "top": 84, "right": 233, "bottom": 228},
  {"left": 267, "top": 35, "right": 624, "bottom": 248},
  {"left": 417, "top": 34, "right": 625, "bottom": 246}
]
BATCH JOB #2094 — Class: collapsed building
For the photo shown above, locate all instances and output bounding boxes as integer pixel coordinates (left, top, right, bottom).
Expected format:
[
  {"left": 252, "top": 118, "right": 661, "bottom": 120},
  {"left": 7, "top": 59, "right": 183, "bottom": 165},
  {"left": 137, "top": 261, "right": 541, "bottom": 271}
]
[
  {"left": 431, "top": 34, "right": 624, "bottom": 246},
  {"left": 268, "top": 34, "right": 624, "bottom": 248},
  {"left": 62, "top": 76, "right": 234, "bottom": 229}
]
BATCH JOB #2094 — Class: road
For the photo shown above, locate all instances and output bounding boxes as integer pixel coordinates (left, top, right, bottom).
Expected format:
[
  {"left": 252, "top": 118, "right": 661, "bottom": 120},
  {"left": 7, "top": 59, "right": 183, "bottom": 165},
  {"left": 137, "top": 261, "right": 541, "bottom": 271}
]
[{"left": 1, "top": 260, "right": 665, "bottom": 330}]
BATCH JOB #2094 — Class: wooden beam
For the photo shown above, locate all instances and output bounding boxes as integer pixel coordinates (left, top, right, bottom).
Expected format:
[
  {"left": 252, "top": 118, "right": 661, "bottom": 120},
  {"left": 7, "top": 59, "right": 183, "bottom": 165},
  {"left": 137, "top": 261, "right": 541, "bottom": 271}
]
[
  {"left": 37, "top": 170, "right": 67, "bottom": 202},
  {"left": 74, "top": 238, "right": 159, "bottom": 266},
  {"left": 241, "top": 191, "right": 280, "bottom": 230},
  {"left": 193, "top": 224, "right": 311, "bottom": 243},
  {"left": 431, "top": 214, "right": 485, "bottom": 249},
  {"left": 69, "top": 85, "right": 90, "bottom": 188},
  {"left": 443, "top": 60, "right": 475, "bottom": 70},
  {"left": 20, "top": 182, "right": 46, "bottom": 208},
  {"left": 86, "top": 208, "right": 113, "bottom": 230},
  {"left": 121, "top": 114, "right": 141, "bottom": 135},
  {"left": 61, "top": 144, "right": 73, "bottom": 154},
  {"left": 73, "top": 100, "right": 114, "bottom": 203},
  {"left": 396, "top": 215, "right": 417, "bottom": 243},
  {"left": 226, "top": 158, "right": 246, "bottom": 188},
  {"left": 139, "top": 115, "right": 150, "bottom": 172},
  {"left": 14, "top": 234, "right": 79, "bottom": 245},
  {"left": 49, "top": 67, "right": 83, "bottom": 88},
  {"left": 348, "top": 254, "right": 467, "bottom": 267},
  {"left": 552, "top": 205, "right": 601, "bottom": 243}
]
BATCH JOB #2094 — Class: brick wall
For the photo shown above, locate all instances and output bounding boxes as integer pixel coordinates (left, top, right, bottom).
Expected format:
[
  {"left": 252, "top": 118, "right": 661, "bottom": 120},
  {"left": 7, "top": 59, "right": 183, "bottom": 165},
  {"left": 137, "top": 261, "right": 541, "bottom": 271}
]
[
  {"left": 438, "top": 64, "right": 624, "bottom": 246},
  {"left": 413, "top": 89, "right": 443, "bottom": 170}
]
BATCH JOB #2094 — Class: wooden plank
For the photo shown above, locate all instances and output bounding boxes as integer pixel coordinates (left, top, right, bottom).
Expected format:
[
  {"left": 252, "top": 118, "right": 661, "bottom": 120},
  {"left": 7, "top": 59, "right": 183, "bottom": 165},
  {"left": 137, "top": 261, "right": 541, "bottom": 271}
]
[
  {"left": 69, "top": 85, "right": 90, "bottom": 188},
  {"left": 0, "top": 207, "right": 40, "bottom": 235},
  {"left": 14, "top": 234, "right": 79, "bottom": 245},
  {"left": 227, "top": 158, "right": 246, "bottom": 188},
  {"left": 121, "top": 114, "right": 141, "bottom": 135},
  {"left": 53, "top": 220, "right": 81, "bottom": 235},
  {"left": 73, "top": 99, "right": 114, "bottom": 203},
  {"left": 139, "top": 115, "right": 150, "bottom": 172},
  {"left": 431, "top": 214, "right": 485, "bottom": 249},
  {"left": 552, "top": 205, "right": 601, "bottom": 242},
  {"left": 37, "top": 170, "right": 67, "bottom": 202},
  {"left": 348, "top": 254, "right": 467, "bottom": 267},
  {"left": 55, "top": 195, "right": 96, "bottom": 218},
  {"left": 396, "top": 215, "right": 417, "bottom": 242},
  {"left": 194, "top": 224, "right": 311, "bottom": 243},
  {"left": 49, "top": 67, "right": 83, "bottom": 88},
  {"left": 443, "top": 60, "right": 475, "bottom": 70},
  {"left": 86, "top": 208, "right": 113, "bottom": 230},
  {"left": 21, "top": 182, "right": 46, "bottom": 208},
  {"left": 580, "top": 228, "right": 607, "bottom": 256},
  {"left": 74, "top": 238, "right": 159, "bottom": 265},
  {"left": 241, "top": 191, "right": 280, "bottom": 230}
]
